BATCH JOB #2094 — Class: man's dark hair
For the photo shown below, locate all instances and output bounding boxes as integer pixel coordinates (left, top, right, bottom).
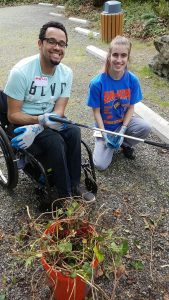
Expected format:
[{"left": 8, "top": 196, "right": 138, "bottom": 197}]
[{"left": 39, "top": 21, "right": 68, "bottom": 43}]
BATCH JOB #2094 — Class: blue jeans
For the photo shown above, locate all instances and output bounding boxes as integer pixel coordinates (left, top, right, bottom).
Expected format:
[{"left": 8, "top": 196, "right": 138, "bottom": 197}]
[{"left": 27, "top": 125, "right": 81, "bottom": 196}]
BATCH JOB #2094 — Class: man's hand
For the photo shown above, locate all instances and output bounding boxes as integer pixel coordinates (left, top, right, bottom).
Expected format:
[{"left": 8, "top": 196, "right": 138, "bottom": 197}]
[
  {"left": 38, "top": 113, "right": 67, "bottom": 131},
  {"left": 103, "top": 125, "right": 127, "bottom": 149},
  {"left": 11, "top": 124, "right": 44, "bottom": 149}
]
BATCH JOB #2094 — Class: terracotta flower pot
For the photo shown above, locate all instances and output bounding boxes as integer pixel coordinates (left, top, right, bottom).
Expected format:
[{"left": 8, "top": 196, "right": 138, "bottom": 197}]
[{"left": 41, "top": 219, "right": 97, "bottom": 300}]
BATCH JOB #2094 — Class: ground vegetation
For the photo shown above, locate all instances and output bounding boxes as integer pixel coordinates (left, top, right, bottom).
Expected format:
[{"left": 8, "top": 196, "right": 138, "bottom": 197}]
[{"left": 0, "top": 0, "right": 169, "bottom": 38}]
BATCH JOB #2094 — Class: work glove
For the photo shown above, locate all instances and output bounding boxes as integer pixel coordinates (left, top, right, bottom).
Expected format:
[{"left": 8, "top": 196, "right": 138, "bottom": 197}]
[
  {"left": 11, "top": 124, "right": 44, "bottom": 149},
  {"left": 103, "top": 125, "right": 127, "bottom": 150},
  {"left": 38, "top": 113, "right": 67, "bottom": 131}
]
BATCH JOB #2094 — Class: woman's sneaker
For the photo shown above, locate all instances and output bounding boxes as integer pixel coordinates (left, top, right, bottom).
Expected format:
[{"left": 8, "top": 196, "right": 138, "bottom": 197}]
[
  {"left": 122, "top": 145, "right": 136, "bottom": 160},
  {"left": 72, "top": 185, "right": 96, "bottom": 203}
]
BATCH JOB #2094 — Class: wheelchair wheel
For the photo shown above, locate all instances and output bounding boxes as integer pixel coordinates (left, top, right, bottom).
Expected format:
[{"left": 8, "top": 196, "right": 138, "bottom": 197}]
[
  {"left": 81, "top": 139, "right": 98, "bottom": 194},
  {"left": 0, "top": 126, "right": 18, "bottom": 188},
  {"left": 85, "top": 175, "right": 98, "bottom": 194}
]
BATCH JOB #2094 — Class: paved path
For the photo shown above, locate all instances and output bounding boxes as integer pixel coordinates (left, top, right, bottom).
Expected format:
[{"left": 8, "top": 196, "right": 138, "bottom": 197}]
[{"left": 0, "top": 5, "right": 169, "bottom": 300}]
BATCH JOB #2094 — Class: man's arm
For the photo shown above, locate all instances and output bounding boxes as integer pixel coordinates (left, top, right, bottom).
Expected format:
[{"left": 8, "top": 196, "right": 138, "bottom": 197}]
[
  {"left": 52, "top": 97, "right": 69, "bottom": 117},
  {"left": 8, "top": 94, "right": 69, "bottom": 125},
  {"left": 7, "top": 97, "right": 38, "bottom": 125}
]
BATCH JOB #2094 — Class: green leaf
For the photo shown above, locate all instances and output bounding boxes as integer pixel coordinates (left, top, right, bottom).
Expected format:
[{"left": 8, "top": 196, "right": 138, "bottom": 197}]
[
  {"left": 35, "top": 253, "right": 42, "bottom": 258},
  {"left": 131, "top": 260, "right": 144, "bottom": 270},
  {"left": 0, "top": 294, "right": 6, "bottom": 300},
  {"left": 57, "top": 208, "right": 64, "bottom": 216},
  {"left": 94, "top": 235, "right": 105, "bottom": 242},
  {"left": 70, "top": 271, "right": 77, "bottom": 278},
  {"left": 66, "top": 201, "right": 80, "bottom": 216},
  {"left": 25, "top": 256, "right": 35, "bottom": 269},
  {"left": 72, "top": 201, "right": 80, "bottom": 209},
  {"left": 82, "top": 262, "right": 92, "bottom": 277},
  {"left": 134, "top": 240, "right": 141, "bottom": 249},
  {"left": 66, "top": 207, "right": 74, "bottom": 216},
  {"left": 114, "top": 256, "right": 122, "bottom": 268},
  {"left": 2, "top": 274, "right": 7, "bottom": 285},
  {"left": 57, "top": 241, "right": 72, "bottom": 253},
  {"left": 119, "top": 240, "right": 129, "bottom": 255},
  {"left": 93, "top": 245, "right": 104, "bottom": 263},
  {"left": 12, "top": 276, "right": 17, "bottom": 285},
  {"left": 110, "top": 242, "right": 120, "bottom": 254}
]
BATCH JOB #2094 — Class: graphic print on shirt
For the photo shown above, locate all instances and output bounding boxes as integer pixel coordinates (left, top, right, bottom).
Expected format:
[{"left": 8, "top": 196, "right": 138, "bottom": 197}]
[
  {"left": 24, "top": 80, "right": 67, "bottom": 113},
  {"left": 103, "top": 88, "right": 131, "bottom": 125},
  {"left": 29, "top": 81, "right": 66, "bottom": 97}
]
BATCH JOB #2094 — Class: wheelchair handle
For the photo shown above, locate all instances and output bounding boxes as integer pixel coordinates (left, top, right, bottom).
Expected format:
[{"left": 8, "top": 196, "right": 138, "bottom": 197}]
[{"left": 49, "top": 116, "right": 169, "bottom": 150}]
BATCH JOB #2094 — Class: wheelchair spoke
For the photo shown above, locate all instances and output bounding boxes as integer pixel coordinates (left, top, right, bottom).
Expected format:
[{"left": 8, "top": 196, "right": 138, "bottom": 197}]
[
  {"left": 0, "top": 151, "right": 8, "bottom": 184},
  {"left": 0, "top": 127, "right": 18, "bottom": 188},
  {"left": 0, "top": 145, "right": 9, "bottom": 184},
  {"left": 0, "top": 170, "right": 8, "bottom": 183}
]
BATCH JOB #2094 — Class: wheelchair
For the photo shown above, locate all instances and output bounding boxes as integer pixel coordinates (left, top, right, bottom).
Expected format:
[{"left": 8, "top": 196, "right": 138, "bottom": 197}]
[{"left": 0, "top": 90, "right": 98, "bottom": 201}]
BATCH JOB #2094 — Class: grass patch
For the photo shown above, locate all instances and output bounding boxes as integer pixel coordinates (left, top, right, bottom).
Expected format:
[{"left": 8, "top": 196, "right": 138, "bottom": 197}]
[
  {"left": 136, "top": 65, "right": 154, "bottom": 78},
  {"left": 131, "top": 40, "right": 154, "bottom": 50},
  {"left": 151, "top": 77, "right": 169, "bottom": 89},
  {"left": 144, "top": 92, "right": 169, "bottom": 108}
]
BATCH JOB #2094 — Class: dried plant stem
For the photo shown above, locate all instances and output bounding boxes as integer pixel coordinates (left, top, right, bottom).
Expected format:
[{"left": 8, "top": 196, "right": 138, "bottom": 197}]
[
  {"left": 110, "top": 256, "right": 118, "bottom": 300},
  {"left": 150, "top": 234, "right": 154, "bottom": 281},
  {"left": 94, "top": 283, "right": 111, "bottom": 300},
  {"left": 95, "top": 208, "right": 112, "bottom": 225},
  {"left": 26, "top": 205, "right": 32, "bottom": 220},
  {"left": 31, "top": 266, "right": 44, "bottom": 299}
]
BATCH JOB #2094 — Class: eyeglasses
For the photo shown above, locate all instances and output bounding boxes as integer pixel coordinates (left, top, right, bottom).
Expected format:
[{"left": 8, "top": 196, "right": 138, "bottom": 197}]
[{"left": 43, "top": 38, "right": 68, "bottom": 48}]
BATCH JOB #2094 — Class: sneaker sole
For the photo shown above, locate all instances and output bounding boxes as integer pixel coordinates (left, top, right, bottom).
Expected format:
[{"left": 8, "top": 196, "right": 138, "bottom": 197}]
[{"left": 81, "top": 192, "right": 96, "bottom": 203}]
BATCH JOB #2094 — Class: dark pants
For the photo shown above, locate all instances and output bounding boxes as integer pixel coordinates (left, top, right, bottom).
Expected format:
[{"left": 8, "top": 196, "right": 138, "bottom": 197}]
[{"left": 27, "top": 125, "right": 81, "bottom": 196}]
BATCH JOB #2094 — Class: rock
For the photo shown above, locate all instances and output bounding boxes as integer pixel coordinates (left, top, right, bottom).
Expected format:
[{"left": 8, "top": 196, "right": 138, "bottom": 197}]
[{"left": 149, "top": 35, "right": 169, "bottom": 79}]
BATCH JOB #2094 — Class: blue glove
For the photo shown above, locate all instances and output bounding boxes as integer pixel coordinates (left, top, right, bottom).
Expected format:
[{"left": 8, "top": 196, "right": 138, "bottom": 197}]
[
  {"left": 38, "top": 113, "right": 67, "bottom": 131},
  {"left": 11, "top": 124, "right": 44, "bottom": 149},
  {"left": 103, "top": 125, "right": 127, "bottom": 150}
]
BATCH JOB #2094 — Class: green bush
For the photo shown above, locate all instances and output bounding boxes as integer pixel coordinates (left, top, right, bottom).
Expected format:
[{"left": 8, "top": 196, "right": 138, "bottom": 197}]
[
  {"left": 152, "top": 0, "right": 169, "bottom": 20},
  {"left": 93, "top": 0, "right": 107, "bottom": 7}
]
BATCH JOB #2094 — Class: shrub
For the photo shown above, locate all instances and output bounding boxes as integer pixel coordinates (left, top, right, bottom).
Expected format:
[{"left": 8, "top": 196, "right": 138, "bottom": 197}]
[{"left": 152, "top": 0, "right": 169, "bottom": 21}]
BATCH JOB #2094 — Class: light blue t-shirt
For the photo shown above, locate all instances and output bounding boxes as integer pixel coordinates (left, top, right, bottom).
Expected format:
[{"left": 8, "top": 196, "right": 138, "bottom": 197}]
[
  {"left": 86, "top": 70, "right": 142, "bottom": 131},
  {"left": 4, "top": 54, "right": 73, "bottom": 115}
]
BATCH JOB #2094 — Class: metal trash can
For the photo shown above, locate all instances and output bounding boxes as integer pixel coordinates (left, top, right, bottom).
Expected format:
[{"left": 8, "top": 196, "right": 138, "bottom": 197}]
[{"left": 101, "top": 1, "right": 123, "bottom": 43}]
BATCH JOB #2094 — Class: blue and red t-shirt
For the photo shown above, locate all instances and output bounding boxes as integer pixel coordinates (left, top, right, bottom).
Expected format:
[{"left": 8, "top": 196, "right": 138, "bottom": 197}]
[{"left": 86, "top": 70, "right": 142, "bottom": 131}]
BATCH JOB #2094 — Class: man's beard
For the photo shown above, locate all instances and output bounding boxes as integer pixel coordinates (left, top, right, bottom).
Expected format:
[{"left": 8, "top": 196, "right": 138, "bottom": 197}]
[{"left": 50, "top": 59, "right": 60, "bottom": 66}]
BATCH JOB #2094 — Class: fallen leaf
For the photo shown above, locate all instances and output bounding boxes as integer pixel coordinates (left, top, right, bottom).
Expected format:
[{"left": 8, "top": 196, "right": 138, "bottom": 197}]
[
  {"left": 126, "top": 215, "right": 132, "bottom": 221},
  {"left": 123, "top": 195, "right": 129, "bottom": 202},
  {"left": 163, "top": 294, "right": 169, "bottom": 300},
  {"left": 116, "top": 264, "right": 126, "bottom": 278},
  {"left": 160, "top": 231, "right": 169, "bottom": 237},
  {"left": 123, "top": 229, "right": 131, "bottom": 234},
  {"left": 0, "top": 230, "right": 4, "bottom": 240},
  {"left": 112, "top": 208, "right": 121, "bottom": 218},
  {"left": 139, "top": 214, "right": 150, "bottom": 217},
  {"left": 159, "top": 148, "right": 168, "bottom": 154},
  {"left": 95, "top": 267, "right": 104, "bottom": 278}
]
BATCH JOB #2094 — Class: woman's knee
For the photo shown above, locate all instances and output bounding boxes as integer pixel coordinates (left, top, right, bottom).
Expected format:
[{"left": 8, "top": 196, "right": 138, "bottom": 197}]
[
  {"left": 138, "top": 120, "right": 151, "bottom": 138},
  {"left": 93, "top": 156, "right": 111, "bottom": 171},
  {"left": 143, "top": 121, "right": 151, "bottom": 136},
  {"left": 93, "top": 140, "right": 113, "bottom": 170},
  {"left": 129, "top": 118, "right": 151, "bottom": 138}
]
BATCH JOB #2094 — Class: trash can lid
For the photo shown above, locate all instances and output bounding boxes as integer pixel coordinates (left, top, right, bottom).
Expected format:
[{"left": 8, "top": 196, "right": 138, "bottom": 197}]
[{"left": 104, "top": 1, "right": 121, "bottom": 14}]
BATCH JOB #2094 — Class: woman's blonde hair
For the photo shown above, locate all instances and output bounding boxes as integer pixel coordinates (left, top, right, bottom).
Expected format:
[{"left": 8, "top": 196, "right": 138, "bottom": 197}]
[{"left": 103, "top": 35, "right": 132, "bottom": 74}]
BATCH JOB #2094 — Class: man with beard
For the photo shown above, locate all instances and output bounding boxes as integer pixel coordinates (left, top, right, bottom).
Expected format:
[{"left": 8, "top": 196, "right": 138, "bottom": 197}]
[{"left": 4, "top": 21, "right": 95, "bottom": 207}]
